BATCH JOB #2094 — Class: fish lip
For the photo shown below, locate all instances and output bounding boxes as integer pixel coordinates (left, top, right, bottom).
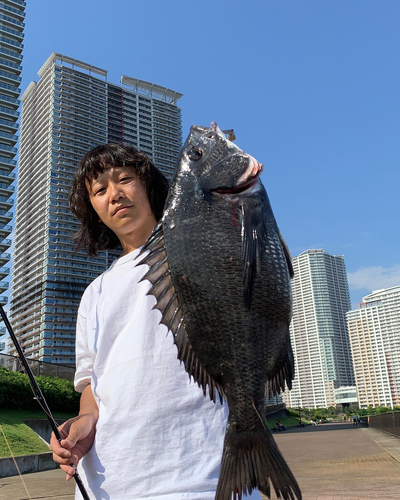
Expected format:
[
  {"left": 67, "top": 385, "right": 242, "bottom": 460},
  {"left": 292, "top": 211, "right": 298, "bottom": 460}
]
[
  {"left": 211, "top": 177, "right": 261, "bottom": 195},
  {"left": 211, "top": 157, "right": 263, "bottom": 195}
]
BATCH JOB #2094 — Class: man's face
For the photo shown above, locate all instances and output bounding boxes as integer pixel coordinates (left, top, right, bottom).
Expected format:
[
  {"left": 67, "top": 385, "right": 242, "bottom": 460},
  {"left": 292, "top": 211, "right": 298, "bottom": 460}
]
[{"left": 87, "top": 166, "right": 156, "bottom": 250}]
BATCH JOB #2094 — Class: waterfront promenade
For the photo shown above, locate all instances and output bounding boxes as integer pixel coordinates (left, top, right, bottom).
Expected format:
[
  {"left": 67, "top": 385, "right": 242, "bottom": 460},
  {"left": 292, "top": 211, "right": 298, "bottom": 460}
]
[{"left": 1, "top": 422, "right": 400, "bottom": 499}]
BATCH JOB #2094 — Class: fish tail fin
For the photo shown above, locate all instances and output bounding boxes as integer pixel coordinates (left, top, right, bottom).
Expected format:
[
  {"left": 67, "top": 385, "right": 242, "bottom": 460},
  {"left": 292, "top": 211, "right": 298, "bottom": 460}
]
[{"left": 215, "top": 424, "right": 302, "bottom": 500}]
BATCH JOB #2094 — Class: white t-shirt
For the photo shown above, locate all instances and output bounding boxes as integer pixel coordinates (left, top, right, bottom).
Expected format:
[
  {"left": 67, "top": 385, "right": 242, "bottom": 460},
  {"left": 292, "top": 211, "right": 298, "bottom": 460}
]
[{"left": 74, "top": 248, "right": 262, "bottom": 500}]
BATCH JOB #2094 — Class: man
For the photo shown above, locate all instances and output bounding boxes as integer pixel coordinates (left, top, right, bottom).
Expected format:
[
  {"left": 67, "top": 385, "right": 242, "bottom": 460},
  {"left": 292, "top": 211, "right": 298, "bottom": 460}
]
[{"left": 50, "top": 144, "right": 261, "bottom": 499}]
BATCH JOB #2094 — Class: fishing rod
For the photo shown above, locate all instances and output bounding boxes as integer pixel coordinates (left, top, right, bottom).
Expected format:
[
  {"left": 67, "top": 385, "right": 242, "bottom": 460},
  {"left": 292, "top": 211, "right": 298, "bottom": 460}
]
[{"left": 0, "top": 304, "right": 90, "bottom": 500}]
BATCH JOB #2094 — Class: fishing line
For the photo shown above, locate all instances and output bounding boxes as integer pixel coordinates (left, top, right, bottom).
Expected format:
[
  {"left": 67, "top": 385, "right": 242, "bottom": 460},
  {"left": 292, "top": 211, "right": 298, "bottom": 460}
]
[
  {"left": 251, "top": 398, "right": 266, "bottom": 430},
  {"left": 0, "top": 422, "right": 32, "bottom": 500}
]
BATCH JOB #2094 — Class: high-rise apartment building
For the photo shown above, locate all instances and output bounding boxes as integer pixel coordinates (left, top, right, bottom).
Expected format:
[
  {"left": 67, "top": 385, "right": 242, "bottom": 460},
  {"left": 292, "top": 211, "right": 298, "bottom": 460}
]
[
  {"left": 282, "top": 249, "right": 355, "bottom": 409},
  {"left": 347, "top": 286, "right": 400, "bottom": 409},
  {"left": 9, "top": 52, "right": 182, "bottom": 364},
  {"left": 0, "top": 0, "right": 25, "bottom": 351}
]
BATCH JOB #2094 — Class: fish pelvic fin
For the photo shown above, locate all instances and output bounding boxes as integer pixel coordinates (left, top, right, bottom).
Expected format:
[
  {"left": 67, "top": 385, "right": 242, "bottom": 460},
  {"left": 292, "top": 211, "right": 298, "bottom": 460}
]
[
  {"left": 137, "top": 223, "right": 225, "bottom": 404},
  {"left": 241, "top": 203, "right": 267, "bottom": 309},
  {"left": 216, "top": 419, "right": 302, "bottom": 500}
]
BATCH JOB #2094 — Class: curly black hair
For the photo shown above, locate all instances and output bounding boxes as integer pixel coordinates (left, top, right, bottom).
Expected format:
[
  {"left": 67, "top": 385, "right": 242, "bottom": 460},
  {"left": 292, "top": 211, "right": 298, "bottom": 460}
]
[{"left": 69, "top": 144, "right": 169, "bottom": 256}]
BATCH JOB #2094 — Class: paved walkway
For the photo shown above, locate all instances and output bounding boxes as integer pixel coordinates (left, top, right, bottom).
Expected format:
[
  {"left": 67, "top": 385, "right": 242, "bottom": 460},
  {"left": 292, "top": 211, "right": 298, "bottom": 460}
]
[
  {"left": 264, "top": 422, "right": 400, "bottom": 500},
  {"left": 1, "top": 422, "right": 400, "bottom": 499}
]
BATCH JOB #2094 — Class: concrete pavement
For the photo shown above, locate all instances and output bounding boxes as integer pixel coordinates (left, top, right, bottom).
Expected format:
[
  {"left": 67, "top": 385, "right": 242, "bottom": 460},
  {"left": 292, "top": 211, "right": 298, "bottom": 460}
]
[
  {"left": 0, "top": 468, "right": 74, "bottom": 500},
  {"left": 1, "top": 422, "right": 400, "bottom": 499},
  {"left": 264, "top": 422, "right": 400, "bottom": 500}
]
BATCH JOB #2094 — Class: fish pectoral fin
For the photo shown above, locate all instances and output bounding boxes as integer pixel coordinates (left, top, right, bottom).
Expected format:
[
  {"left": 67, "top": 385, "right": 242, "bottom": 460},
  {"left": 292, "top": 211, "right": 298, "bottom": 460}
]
[
  {"left": 278, "top": 230, "right": 294, "bottom": 279},
  {"left": 137, "top": 223, "right": 225, "bottom": 404},
  {"left": 241, "top": 204, "right": 267, "bottom": 309}
]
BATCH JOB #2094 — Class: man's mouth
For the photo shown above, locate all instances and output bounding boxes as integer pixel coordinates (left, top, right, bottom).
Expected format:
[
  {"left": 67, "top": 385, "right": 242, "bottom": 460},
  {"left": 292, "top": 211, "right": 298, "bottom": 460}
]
[{"left": 113, "top": 205, "right": 132, "bottom": 216}]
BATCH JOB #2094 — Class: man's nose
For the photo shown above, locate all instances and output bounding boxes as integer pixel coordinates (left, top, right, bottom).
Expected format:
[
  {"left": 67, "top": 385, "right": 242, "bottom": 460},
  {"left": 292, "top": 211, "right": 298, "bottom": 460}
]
[{"left": 110, "top": 183, "right": 125, "bottom": 201}]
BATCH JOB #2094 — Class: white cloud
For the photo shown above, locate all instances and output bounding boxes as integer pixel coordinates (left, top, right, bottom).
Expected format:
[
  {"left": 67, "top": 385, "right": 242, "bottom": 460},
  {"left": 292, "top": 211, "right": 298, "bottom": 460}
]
[{"left": 347, "top": 265, "right": 400, "bottom": 292}]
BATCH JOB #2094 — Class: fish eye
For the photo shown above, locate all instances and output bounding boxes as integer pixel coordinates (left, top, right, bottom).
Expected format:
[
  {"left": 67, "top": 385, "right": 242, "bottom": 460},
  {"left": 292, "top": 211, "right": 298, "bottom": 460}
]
[{"left": 188, "top": 148, "right": 203, "bottom": 161}]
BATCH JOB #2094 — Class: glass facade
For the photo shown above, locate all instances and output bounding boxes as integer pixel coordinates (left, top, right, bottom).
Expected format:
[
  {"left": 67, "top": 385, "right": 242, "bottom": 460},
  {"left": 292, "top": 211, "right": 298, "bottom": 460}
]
[
  {"left": 347, "top": 286, "right": 400, "bottom": 409},
  {"left": 9, "top": 53, "right": 182, "bottom": 364},
  {"left": 282, "top": 249, "right": 355, "bottom": 409},
  {"left": 0, "top": 0, "right": 25, "bottom": 352}
]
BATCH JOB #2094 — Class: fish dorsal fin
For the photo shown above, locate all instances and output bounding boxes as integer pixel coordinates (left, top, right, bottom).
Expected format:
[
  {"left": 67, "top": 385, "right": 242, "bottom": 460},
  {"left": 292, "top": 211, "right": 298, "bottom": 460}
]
[
  {"left": 241, "top": 205, "right": 267, "bottom": 309},
  {"left": 278, "top": 231, "right": 294, "bottom": 279},
  {"left": 138, "top": 223, "right": 225, "bottom": 404}
]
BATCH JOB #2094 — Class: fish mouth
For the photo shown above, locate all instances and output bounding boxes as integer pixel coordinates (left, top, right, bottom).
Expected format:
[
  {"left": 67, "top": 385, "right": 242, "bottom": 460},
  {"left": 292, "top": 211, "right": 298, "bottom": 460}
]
[{"left": 212, "top": 156, "right": 263, "bottom": 195}]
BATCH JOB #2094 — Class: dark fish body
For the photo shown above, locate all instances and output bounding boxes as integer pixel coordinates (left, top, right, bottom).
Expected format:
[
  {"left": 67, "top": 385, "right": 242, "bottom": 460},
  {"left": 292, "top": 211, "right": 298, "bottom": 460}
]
[{"left": 139, "top": 123, "right": 301, "bottom": 500}]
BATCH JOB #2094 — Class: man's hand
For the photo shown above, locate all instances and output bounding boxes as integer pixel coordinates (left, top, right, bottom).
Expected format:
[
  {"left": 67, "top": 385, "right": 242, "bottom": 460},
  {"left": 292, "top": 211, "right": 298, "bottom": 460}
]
[
  {"left": 50, "top": 384, "right": 98, "bottom": 481},
  {"left": 50, "top": 412, "right": 97, "bottom": 480}
]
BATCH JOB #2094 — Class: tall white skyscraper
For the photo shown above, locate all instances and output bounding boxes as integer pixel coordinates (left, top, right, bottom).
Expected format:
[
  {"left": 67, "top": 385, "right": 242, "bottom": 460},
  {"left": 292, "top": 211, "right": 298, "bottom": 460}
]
[
  {"left": 0, "top": 0, "right": 26, "bottom": 350},
  {"left": 347, "top": 285, "right": 400, "bottom": 409},
  {"left": 282, "top": 249, "right": 355, "bottom": 409},
  {"left": 9, "top": 53, "right": 182, "bottom": 364}
]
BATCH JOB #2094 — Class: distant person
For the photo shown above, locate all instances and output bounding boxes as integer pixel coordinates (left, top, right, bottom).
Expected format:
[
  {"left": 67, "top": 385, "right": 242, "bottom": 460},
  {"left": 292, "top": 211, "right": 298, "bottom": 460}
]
[{"left": 353, "top": 414, "right": 358, "bottom": 427}]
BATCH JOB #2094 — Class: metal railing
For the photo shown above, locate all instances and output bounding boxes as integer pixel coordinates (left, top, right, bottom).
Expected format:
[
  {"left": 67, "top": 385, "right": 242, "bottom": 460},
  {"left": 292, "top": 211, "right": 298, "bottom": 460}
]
[
  {"left": 0, "top": 352, "right": 75, "bottom": 381},
  {"left": 368, "top": 412, "right": 400, "bottom": 437}
]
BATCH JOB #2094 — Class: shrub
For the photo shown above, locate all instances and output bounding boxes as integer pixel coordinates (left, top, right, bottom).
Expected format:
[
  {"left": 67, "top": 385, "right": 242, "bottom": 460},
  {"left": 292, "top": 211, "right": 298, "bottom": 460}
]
[{"left": 0, "top": 367, "right": 80, "bottom": 413}]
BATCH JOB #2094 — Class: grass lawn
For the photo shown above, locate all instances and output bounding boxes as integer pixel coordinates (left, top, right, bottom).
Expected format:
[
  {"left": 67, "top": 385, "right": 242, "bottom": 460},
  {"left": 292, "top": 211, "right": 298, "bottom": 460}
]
[
  {"left": 0, "top": 409, "right": 76, "bottom": 458},
  {"left": 267, "top": 415, "right": 310, "bottom": 429}
]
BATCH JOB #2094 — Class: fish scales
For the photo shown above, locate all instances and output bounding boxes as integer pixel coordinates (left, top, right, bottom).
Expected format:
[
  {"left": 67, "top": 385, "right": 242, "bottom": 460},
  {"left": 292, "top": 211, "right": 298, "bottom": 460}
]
[{"left": 139, "top": 123, "right": 301, "bottom": 500}]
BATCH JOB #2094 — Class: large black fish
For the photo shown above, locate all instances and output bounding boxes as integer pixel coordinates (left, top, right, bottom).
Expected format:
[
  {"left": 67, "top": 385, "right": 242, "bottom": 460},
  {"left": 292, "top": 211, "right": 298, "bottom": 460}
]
[{"left": 138, "top": 123, "right": 301, "bottom": 500}]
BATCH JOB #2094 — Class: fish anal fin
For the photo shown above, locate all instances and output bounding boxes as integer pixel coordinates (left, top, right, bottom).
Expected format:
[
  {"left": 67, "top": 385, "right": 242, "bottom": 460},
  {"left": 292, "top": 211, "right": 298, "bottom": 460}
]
[
  {"left": 137, "top": 223, "right": 225, "bottom": 404},
  {"left": 266, "top": 349, "right": 295, "bottom": 396}
]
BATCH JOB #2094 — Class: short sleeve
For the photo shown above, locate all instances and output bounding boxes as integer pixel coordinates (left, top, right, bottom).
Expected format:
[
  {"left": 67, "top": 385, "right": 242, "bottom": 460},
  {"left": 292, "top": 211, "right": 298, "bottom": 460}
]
[{"left": 74, "top": 295, "right": 93, "bottom": 393}]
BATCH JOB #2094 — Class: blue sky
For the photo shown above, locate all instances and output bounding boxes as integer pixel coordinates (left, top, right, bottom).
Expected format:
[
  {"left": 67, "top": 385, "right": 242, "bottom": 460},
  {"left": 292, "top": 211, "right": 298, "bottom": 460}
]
[{"left": 19, "top": 0, "right": 400, "bottom": 308}]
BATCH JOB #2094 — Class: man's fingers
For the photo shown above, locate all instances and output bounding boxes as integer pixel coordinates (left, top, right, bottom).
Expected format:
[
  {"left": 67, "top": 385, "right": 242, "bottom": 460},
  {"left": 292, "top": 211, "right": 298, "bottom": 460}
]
[
  {"left": 60, "top": 463, "right": 77, "bottom": 478},
  {"left": 60, "top": 438, "right": 77, "bottom": 451},
  {"left": 53, "top": 451, "right": 79, "bottom": 466},
  {"left": 52, "top": 450, "right": 71, "bottom": 464}
]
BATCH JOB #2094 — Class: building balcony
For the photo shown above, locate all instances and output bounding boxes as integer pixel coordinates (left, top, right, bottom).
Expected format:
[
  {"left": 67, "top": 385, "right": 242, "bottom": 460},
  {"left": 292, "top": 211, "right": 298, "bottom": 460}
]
[
  {"left": 0, "top": 198, "right": 13, "bottom": 210},
  {"left": 1, "top": 1, "right": 26, "bottom": 19},
  {"left": 0, "top": 47, "right": 22, "bottom": 66},
  {"left": 0, "top": 13, "right": 25, "bottom": 29},
  {"left": 0, "top": 105, "right": 18, "bottom": 120},
  {"left": 0, "top": 210, "right": 12, "bottom": 224},
  {"left": 0, "top": 237, "right": 11, "bottom": 251},
  {"left": 0, "top": 118, "right": 18, "bottom": 134},
  {"left": 0, "top": 35, "right": 23, "bottom": 51},
  {"left": 0, "top": 182, "right": 14, "bottom": 195},
  {"left": 0, "top": 156, "right": 16, "bottom": 168},
  {"left": 0, "top": 171, "right": 15, "bottom": 184},
  {"left": 0, "top": 58, "right": 22, "bottom": 75},
  {"left": 0, "top": 93, "right": 19, "bottom": 110}
]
